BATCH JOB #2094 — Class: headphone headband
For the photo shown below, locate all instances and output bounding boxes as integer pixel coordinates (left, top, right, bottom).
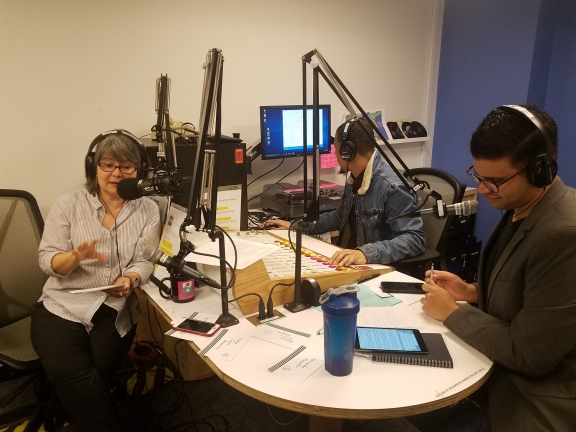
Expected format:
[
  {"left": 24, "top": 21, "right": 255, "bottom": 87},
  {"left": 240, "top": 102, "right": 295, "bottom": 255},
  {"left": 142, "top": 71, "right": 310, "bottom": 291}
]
[
  {"left": 498, "top": 105, "right": 557, "bottom": 188},
  {"left": 341, "top": 118, "right": 357, "bottom": 142},
  {"left": 500, "top": 105, "right": 553, "bottom": 150},
  {"left": 85, "top": 128, "right": 150, "bottom": 180}
]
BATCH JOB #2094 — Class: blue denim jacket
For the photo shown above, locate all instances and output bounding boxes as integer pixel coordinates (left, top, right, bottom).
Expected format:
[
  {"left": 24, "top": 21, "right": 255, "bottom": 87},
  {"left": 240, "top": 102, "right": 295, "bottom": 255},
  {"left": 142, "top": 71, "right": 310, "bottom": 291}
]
[{"left": 308, "top": 152, "right": 425, "bottom": 264}]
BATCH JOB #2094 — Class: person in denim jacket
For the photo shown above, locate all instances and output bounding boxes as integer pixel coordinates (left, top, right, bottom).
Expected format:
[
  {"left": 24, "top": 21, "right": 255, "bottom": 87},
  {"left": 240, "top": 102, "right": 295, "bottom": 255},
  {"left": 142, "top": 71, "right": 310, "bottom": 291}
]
[{"left": 265, "top": 119, "right": 425, "bottom": 266}]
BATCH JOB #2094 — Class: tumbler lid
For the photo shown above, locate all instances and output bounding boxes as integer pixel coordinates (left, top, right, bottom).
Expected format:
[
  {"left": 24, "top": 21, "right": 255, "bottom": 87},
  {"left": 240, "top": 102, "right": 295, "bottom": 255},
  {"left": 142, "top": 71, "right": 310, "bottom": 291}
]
[{"left": 320, "top": 286, "right": 360, "bottom": 317}]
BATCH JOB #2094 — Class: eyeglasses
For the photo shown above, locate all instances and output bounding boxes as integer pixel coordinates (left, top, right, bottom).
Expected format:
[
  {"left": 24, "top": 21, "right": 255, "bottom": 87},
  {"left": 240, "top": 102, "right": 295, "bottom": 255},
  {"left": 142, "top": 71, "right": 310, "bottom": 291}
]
[
  {"left": 97, "top": 162, "right": 137, "bottom": 175},
  {"left": 466, "top": 165, "right": 527, "bottom": 193}
]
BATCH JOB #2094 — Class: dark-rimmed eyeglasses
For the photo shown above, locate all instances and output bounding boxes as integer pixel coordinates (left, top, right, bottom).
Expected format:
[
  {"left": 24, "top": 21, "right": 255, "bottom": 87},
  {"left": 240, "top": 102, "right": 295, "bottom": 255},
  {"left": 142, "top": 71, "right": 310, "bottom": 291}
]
[
  {"left": 97, "top": 162, "right": 137, "bottom": 175},
  {"left": 466, "top": 165, "right": 527, "bottom": 193}
]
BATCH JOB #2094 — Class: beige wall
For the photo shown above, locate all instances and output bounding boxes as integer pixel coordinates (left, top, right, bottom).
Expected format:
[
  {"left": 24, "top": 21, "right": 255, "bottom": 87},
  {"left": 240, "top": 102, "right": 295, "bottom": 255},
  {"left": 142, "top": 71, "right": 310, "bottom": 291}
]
[{"left": 0, "top": 0, "right": 444, "bottom": 216}]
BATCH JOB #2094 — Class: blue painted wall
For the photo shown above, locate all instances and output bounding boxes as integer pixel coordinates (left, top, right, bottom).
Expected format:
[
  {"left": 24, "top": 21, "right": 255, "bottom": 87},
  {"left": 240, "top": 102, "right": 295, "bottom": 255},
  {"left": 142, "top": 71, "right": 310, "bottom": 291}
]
[
  {"left": 433, "top": 0, "right": 576, "bottom": 245},
  {"left": 543, "top": 0, "right": 576, "bottom": 189}
]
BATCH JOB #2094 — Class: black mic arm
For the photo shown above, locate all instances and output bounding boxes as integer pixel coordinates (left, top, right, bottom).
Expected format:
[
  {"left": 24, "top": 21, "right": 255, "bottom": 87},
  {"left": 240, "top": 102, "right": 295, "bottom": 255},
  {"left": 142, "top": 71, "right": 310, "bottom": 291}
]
[{"left": 303, "top": 49, "right": 434, "bottom": 197}]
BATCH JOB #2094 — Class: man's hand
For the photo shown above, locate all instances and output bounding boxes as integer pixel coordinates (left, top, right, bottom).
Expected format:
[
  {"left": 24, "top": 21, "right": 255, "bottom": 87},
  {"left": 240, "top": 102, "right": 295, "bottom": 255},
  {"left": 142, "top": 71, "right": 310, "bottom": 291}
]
[
  {"left": 260, "top": 219, "right": 291, "bottom": 230},
  {"left": 424, "top": 269, "right": 478, "bottom": 303},
  {"left": 329, "top": 249, "right": 367, "bottom": 267},
  {"left": 420, "top": 279, "right": 459, "bottom": 322}
]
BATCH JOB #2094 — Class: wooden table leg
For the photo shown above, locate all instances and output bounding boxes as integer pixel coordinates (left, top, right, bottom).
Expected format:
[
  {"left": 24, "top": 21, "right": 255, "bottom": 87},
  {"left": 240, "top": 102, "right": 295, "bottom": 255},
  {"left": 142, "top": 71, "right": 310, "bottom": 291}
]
[{"left": 309, "top": 415, "right": 343, "bottom": 432}]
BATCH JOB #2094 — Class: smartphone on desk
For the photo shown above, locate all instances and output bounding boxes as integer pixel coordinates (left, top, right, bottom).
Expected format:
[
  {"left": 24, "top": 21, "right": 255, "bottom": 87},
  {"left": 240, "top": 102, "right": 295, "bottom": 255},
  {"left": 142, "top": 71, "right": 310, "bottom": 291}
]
[
  {"left": 355, "top": 327, "right": 428, "bottom": 354},
  {"left": 172, "top": 319, "right": 220, "bottom": 337},
  {"left": 380, "top": 281, "right": 425, "bottom": 294}
]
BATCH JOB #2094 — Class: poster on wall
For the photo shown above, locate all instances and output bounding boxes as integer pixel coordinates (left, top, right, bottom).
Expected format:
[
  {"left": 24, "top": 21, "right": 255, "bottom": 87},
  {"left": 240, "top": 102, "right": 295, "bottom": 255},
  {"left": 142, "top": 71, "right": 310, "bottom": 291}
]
[{"left": 339, "top": 109, "right": 393, "bottom": 143}]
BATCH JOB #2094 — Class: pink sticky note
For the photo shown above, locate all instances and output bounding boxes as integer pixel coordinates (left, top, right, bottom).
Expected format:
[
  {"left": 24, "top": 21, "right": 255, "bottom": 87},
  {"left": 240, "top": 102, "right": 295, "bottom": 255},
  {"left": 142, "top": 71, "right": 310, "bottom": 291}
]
[{"left": 321, "top": 145, "right": 340, "bottom": 169}]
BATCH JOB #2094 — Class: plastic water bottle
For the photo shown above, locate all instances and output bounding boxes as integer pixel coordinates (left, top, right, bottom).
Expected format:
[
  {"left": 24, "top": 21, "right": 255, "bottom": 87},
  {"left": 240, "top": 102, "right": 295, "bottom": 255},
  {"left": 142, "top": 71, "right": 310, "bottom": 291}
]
[{"left": 320, "top": 286, "right": 360, "bottom": 376}]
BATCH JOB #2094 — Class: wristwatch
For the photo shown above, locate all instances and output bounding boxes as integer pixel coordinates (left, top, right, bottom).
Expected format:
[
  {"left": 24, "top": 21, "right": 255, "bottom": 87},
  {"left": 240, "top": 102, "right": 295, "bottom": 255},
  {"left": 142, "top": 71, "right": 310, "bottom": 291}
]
[{"left": 127, "top": 274, "right": 140, "bottom": 289}]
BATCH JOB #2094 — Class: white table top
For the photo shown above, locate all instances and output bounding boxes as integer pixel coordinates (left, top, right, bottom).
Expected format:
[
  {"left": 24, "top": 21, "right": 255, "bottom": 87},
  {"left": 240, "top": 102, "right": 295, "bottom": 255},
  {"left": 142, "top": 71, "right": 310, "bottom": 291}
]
[{"left": 142, "top": 270, "right": 493, "bottom": 417}]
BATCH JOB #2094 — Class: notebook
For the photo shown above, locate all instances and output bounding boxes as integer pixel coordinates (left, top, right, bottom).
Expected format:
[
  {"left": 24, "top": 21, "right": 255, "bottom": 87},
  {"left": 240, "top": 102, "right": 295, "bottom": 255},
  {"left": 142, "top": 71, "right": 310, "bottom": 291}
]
[{"left": 367, "top": 333, "right": 453, "bottom": 368}]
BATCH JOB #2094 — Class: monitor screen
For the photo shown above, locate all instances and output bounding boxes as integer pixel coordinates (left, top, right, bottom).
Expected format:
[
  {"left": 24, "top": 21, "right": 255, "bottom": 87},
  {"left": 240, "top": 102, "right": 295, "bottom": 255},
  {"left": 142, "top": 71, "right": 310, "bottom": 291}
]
[{"left": 260, "top": 105, "right": 331, "bottom": 160}]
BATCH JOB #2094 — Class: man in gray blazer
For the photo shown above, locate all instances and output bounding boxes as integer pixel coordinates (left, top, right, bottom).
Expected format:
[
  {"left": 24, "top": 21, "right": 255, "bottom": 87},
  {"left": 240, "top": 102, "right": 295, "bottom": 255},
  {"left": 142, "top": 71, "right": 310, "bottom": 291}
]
[{"left": 420, "top": 105, "right": 576, "bottom": 432}]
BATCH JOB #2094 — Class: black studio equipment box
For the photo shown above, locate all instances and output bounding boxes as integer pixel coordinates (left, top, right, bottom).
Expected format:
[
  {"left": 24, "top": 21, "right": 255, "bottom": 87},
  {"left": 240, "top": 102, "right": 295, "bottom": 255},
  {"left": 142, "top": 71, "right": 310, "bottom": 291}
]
[
  {"left": 444, "top": 214, "right": 481, "bottom": 283},
  {"left": 261, "top": 180, "right": 344, "bottom": 218},
  {"left": 143, "top": 138, "right": 249, "bottom": 229}
]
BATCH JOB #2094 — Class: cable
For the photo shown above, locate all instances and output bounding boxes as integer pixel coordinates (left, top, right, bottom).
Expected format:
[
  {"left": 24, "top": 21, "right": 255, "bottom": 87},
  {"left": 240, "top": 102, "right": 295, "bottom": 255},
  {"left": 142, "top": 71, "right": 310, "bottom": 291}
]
[
  {"left": 247, "top": 158, "right": 285, "bottom": 188},
  {"left": 266, "top": 404, "right": 301, "bottom": 426},
  {"left": 180, "top": 226, "right": 238, "bottom": 289},
  {"left": 145, "top": 299, "right": 165, "bottom": 345},
  {"left": 129, "top": 341, "right": 158, "bottom": 367},
  {"left": 287, "top": 218, "right": 300, "bottom": 251},
  {"left": 248, "top": 159, "right": 304, "bottom": 202}
]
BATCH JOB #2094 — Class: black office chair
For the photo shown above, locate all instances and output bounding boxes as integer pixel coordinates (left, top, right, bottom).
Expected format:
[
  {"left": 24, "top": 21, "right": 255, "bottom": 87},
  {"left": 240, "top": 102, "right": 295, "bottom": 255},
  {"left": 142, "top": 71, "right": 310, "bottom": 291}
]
[
  {"left": 392, "top": 168, "right": 464, "bottom": 280},
  {"left": 0, "top": 190, "right": 55, "bottom": 431}
]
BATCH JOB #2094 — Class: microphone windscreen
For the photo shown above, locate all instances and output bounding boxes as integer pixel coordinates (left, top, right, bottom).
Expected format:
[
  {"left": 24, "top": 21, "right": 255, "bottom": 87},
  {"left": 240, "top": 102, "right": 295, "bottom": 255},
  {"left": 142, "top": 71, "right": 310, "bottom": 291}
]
[
  {"left": 464, "top": 200, "right": 480, "bottom": 216},
  {"left": 117, "top": 178, "right": 141, "bottom": 200}
]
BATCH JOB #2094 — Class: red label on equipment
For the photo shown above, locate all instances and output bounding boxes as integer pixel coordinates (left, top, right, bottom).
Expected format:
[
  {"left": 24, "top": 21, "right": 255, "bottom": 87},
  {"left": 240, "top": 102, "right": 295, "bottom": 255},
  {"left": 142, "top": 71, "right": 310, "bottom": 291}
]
[{"left": 235, "top": 149, "right": 244, "bottom": 164}]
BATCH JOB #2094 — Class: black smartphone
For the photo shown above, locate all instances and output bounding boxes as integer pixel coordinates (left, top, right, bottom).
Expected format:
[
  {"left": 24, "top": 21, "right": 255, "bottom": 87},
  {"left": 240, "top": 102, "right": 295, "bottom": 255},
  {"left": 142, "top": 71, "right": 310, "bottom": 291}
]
[
  {"left": 355, "top": 327, "right": 428, "bottom": 354},
  {"left": 172, "top": 319, "right": 220, "bottom": 336},
  {"left": 380, "top": 281, "right": 425, "bottom": 294}
]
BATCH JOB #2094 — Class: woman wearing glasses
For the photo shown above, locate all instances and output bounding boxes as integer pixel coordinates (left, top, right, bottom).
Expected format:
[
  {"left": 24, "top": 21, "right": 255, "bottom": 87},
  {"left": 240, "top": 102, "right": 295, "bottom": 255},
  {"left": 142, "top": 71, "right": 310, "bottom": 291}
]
[{"left": 31, "top": 130, "right": 161, "bottom": 432}]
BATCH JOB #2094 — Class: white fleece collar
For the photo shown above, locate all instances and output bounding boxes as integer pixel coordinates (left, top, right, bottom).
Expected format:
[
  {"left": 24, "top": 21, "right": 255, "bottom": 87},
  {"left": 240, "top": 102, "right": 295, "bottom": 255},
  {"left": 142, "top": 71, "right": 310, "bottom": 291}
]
[{"left": 357, "top": 151, "right": 376, "bottom": 195}]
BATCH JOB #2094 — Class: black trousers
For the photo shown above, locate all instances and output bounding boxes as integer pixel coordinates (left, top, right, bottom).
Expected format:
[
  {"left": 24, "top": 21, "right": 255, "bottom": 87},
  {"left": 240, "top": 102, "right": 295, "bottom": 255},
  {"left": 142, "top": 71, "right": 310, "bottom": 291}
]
[{"left": 31, "top": 302, "right": 135, "bottom": 432}]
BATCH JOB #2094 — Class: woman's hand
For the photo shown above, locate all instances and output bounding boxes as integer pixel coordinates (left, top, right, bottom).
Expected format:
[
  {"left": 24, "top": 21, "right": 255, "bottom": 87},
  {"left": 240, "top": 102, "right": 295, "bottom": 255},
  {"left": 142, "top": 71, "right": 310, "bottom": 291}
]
[
  {"left": 104, "top": 276, "right": 131, "bottom": 298},
  {"left": 71, "top": 239, "right": 107, "bottom": 263},
  {"left": 52, "top": 239, "right": 107, "bottom": 275}
]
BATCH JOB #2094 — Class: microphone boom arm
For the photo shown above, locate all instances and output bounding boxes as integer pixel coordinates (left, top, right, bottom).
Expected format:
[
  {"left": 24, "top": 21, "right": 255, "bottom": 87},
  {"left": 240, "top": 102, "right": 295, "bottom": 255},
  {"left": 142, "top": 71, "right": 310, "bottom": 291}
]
[{"left": 303, "top": 49, "right": 437, "bottom": 198}]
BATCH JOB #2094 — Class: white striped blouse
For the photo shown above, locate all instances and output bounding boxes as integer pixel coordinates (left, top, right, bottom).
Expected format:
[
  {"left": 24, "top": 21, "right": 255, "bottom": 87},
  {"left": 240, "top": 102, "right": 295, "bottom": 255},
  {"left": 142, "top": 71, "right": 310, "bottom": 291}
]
[{"left": 38, "top": 189, "right": 161, "bottom": 337}]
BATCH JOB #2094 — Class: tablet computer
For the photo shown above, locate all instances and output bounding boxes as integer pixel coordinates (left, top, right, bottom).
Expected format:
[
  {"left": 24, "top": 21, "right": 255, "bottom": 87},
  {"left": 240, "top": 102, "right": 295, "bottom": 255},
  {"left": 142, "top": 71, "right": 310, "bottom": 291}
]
[{"left": 355, "top": 327, "right": 428, "bottom": 354}]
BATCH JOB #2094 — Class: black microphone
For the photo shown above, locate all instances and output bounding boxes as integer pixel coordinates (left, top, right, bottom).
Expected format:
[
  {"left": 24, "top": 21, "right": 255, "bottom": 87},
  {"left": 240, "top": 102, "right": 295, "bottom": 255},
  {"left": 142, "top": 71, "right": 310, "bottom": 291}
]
[
  {"left": 387, "top": 200, "right": 480, "bottom": 222},
  {"left": 117, "top": 173, "right": 192, "bottom": 200},
  {"left": 143, "top": 245, "right": 221, "bottom": 289}
]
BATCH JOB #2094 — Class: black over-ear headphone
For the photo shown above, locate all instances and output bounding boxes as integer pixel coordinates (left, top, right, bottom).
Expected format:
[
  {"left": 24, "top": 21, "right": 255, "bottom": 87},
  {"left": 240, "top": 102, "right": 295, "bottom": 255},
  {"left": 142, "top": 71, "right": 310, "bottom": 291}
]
[
  {"left": 339, "top": 118, "right": 357, "bottom": 162},
  {"left": 499, "top": 105, "right": 557, "bottom": 188},
  {"left": 85, "top": 129, "right": 150, "bottom": 180}
]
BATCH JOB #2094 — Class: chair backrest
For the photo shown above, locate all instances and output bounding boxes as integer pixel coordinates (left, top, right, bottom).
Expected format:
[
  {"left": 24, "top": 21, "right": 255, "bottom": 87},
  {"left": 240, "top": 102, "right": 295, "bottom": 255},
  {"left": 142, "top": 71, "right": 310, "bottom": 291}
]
[
  {"left": 405, "top": 168, "right": 464, "bottom": 255},
  {"left": 0, "top": 190, "right": 46, "bottom": 327}
]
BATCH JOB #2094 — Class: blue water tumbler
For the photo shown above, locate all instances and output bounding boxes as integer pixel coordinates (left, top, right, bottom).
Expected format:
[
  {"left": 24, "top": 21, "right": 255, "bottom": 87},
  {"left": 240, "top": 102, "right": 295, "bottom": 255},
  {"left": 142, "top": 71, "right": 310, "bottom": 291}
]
[{"left": 320, "top": 285, "right": 360, "bottom": 376}]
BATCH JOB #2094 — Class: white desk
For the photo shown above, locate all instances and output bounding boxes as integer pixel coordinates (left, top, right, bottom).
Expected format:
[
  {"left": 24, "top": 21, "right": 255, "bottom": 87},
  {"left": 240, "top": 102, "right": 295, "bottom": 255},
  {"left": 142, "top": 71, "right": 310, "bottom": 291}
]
[{"left": 139, "top": 270, "right": 492, "bottom": 432}]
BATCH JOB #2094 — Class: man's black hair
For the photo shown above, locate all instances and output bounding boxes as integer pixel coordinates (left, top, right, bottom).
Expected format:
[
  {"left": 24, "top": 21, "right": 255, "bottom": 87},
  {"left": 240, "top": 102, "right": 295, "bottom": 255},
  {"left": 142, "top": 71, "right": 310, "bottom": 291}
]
[
  {"left": 470, "top": 104, "right": 558, "bottom": 169},
  {"left": 335, "top": 118, "right": 376, "bottom": 157}
]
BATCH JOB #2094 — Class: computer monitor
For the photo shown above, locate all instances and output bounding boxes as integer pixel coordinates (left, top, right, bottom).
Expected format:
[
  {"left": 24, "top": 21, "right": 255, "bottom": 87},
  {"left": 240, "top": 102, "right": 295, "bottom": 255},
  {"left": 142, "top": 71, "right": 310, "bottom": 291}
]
[{"left": 260, "top": 105, "right": 331, "bottom": 160}]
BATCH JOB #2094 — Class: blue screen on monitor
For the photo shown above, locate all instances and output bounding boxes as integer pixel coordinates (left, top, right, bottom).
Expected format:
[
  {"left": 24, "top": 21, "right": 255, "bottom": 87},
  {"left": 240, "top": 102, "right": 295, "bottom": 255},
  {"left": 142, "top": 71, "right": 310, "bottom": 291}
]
[{"left": 260, "top": 105, "right": 331, "bottom": 160}]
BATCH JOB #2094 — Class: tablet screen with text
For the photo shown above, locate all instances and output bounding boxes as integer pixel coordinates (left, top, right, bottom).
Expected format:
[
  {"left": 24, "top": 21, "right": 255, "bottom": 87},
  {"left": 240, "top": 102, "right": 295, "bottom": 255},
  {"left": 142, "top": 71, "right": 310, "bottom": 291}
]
[{"left": 355, "top": 327, "right": 428, "bottom": 354}]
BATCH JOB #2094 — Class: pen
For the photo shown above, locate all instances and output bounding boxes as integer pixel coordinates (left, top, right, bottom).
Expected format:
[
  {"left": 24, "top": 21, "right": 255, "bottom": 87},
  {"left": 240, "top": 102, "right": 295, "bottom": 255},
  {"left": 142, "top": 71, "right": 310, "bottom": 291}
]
[
  {"left": 430, "top": 263, "right": 435, "bottom": 283},
  {"left": 406, "top": 298, "right": 423, "bottom": 306},
  {"left": 317, "top": 327, "right": 324, "bottom": 335}
]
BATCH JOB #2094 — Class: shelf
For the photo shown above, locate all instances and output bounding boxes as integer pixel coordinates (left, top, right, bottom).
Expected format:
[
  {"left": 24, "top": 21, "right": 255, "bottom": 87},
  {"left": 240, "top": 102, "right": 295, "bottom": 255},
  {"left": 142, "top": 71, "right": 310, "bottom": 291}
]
[{"left": 385, "top": 137, "right": 431, "bottom": 144}]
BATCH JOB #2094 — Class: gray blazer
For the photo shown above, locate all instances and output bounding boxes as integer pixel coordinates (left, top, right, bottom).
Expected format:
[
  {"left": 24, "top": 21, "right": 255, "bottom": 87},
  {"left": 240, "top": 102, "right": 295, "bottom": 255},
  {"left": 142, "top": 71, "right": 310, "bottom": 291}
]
[{"left": 444, "top": 178, "right": 576, "bottom": 432}]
